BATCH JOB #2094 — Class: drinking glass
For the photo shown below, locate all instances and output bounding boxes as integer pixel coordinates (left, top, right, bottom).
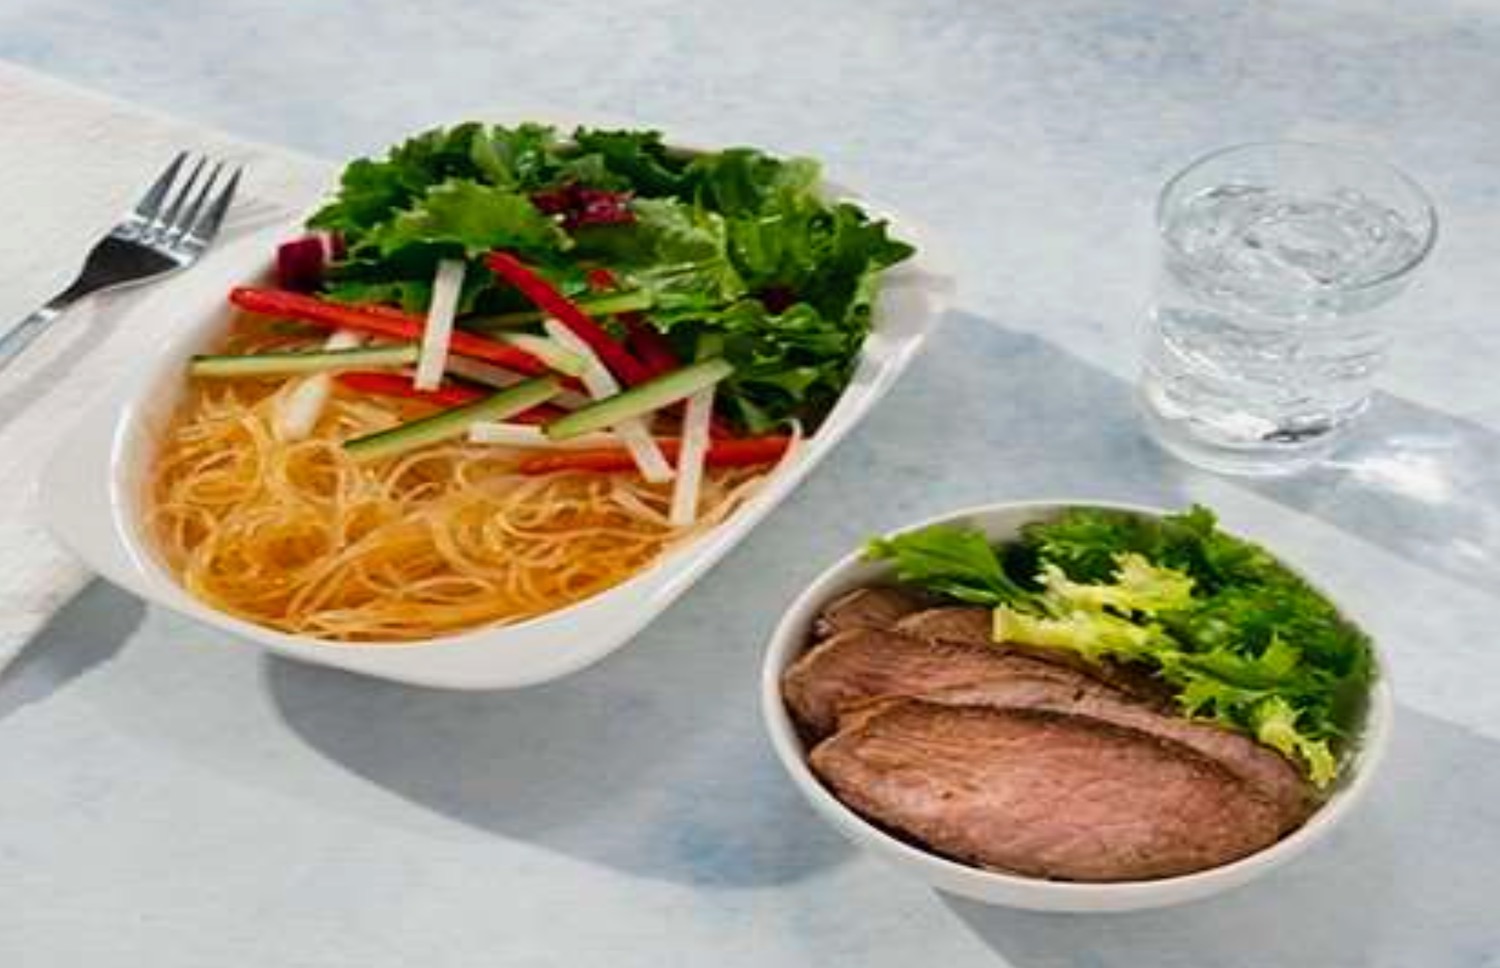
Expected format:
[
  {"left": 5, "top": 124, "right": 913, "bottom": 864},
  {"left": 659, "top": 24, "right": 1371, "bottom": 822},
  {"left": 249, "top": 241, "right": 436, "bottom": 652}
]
[{"left": 1139, "top": 142, "right": 1437, "bottom": 475}]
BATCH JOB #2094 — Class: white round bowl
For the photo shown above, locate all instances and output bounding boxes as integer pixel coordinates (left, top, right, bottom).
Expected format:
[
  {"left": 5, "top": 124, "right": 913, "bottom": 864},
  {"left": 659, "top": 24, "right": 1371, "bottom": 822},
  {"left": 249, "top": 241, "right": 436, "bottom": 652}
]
[{"left": 760, "top": 500, "right": 1392, "bottom": 912}]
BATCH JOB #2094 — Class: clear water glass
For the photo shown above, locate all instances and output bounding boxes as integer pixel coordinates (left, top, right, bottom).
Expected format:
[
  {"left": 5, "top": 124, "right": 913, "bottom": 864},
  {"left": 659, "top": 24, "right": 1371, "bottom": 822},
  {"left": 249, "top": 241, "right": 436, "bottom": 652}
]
[{"left": 1139, "top": 142, "right": 1437, "bottom": 476}]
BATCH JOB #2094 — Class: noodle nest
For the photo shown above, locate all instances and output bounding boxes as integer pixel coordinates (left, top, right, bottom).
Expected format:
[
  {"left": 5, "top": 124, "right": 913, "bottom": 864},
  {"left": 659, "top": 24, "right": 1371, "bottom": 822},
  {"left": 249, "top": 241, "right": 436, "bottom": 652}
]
[{"left": 149, "top": 375, "right": 767, "bottom": 642}]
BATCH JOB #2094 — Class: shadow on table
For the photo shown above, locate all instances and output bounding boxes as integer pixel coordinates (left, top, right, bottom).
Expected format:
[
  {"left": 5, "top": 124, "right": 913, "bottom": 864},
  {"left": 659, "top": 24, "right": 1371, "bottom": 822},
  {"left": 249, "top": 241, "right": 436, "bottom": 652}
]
[
  {"left": 263, "top": 556, "right": 856, "bottom": 890},
  {"left": 257, "top": 309, "right": 1182, "bottom": 892},
  {"left": 942, "top": 705, "right": 1500, "bottom": 968},
  {"left": 0, "top": 580, "right": 141, "bottom": 720},
  {"left": 262, "top": 310, "right": 1495, "bottom": 900},
  {"left": 812, "top": 311, "right": 1500, "bottom": 598},
  {"left": 1253, "top": 394, "right": 1500, "bottom": 600}
]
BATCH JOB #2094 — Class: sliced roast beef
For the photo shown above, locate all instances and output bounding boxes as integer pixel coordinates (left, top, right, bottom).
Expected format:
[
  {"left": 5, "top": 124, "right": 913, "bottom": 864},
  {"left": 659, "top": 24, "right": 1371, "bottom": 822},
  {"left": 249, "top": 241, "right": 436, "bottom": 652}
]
[
  {"left": 912, "top": 679, "right": 1312, "bottom": 830},
  {"left": 893, "top": 606, "right": 994, "bottom": 644},
  {"left": 895, "top": 606, "right": 1175, "bottom": 708},
  {"left": 833, "top": 671, "right": 1111, "bottom": 735},
  {"left": 781, "top": 627, "right": 1123, "bottom": 738},
  {"left": 810, "top": 701, "right": 1284, "bottom": 881},
  {"left": 814, "top": 586, "right": 929, "bottom": 639}
]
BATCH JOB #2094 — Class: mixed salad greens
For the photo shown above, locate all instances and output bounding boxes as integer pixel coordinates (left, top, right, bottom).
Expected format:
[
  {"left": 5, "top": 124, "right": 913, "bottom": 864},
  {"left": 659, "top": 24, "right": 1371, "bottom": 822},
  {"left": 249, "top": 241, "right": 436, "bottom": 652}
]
[
  {"left": 299, "top": 122, "right": 914, "bottom": 433},
  {"left": 866, "top": 506, "right": 1375, "bottom": 787}
]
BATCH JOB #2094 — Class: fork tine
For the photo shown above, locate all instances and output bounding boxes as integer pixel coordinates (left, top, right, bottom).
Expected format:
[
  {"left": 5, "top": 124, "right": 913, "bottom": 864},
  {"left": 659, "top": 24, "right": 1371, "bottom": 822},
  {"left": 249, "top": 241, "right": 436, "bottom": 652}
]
[
  {"left": 188, "top": 166, "right": 242, "bottom": 244},
  {"left": 153, "top": 155, "right": 207, "bottom": 236},
  {"left": 172, "top": 161, "right": 224, "bottom": 241},
  {"left": 133, "top": 151, "right": 188, "bottom": 220}
]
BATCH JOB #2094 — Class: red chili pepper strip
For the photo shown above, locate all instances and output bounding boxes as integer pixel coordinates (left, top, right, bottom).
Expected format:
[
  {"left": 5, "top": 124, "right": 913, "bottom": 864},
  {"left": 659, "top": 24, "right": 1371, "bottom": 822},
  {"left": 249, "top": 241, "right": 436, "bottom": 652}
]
[
  {"left": 229, "top": 287, "right": 552, "bottom": 376},
  {"left": 518, "top": 436, "right": 790, "bottom": 475},
  {"left": 484, "top": 252, "right": 654, "bottom": 386},
  {"left": 621, "top": 314, "right": 679, "bottom": 377}
]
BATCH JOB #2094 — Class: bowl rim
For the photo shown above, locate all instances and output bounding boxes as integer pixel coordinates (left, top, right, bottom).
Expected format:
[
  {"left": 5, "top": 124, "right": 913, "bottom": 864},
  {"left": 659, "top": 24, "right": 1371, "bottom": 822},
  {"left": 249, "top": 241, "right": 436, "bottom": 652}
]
[{"left": 759, "top": 497, "right": 1393, "bottom": 901}]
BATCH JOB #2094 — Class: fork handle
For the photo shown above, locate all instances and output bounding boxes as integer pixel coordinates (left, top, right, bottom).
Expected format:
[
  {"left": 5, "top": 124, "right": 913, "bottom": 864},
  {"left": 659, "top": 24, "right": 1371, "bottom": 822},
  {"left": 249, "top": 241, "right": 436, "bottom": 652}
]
[{"left": 0, "top": 288, "right": 86, "bottom": 373}]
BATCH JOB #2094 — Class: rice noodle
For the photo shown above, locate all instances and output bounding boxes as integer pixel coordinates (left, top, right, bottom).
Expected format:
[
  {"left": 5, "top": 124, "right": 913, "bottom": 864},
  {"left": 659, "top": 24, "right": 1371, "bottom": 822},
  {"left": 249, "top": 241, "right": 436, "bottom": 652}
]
[{"left": 147, "top": 318, "right": 769, "bottom": 643}]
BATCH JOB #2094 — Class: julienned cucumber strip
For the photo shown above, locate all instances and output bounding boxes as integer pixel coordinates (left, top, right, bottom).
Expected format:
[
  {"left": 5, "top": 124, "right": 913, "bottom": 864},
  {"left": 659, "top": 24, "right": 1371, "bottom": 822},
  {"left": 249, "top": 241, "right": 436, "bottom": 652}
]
[
  {"left": 465, "top": 291, "right": 654, "bottom": 331},
  {"left": 190, "top": 344, "right": 419, "bottom": 377},
  {"left": 544, "top": 359, "right": 734, "bottom": 441},
  {"left": 344, "top": 377, "right": 561, "bottom": 462}
]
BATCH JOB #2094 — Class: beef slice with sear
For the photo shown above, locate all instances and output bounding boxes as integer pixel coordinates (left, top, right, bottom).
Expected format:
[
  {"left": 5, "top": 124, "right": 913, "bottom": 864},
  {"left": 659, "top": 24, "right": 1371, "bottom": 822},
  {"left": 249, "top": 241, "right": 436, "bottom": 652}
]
[
  {"left": 810, "top": 701, "right": 1285, "bottom": 882},
  {"left": 909, "top": 678, "right": 1313, "bottom": 831},
  {"left": 814, "top": 586, "right": 930, "bottom": 639},
  {"left": 782, "top": 627, "right": 1121, "bottom": 739}
]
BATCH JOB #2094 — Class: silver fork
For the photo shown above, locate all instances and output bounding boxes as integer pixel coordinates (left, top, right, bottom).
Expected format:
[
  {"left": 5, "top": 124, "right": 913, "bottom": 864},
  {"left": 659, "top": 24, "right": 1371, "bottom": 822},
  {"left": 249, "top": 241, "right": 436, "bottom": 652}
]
[{"left": 0, "top": 152, "right": 242, "bottom": 371}]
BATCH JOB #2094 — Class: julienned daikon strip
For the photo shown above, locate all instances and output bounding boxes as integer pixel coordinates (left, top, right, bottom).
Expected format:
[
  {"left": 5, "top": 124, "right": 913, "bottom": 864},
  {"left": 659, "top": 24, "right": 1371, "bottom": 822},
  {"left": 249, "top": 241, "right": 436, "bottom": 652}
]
[
  {"left": 667, "top": 337, "right": 724, "bottom": 526},
  {"left": 670, "top": 382, "right": 716, "bottom": 526},
  {"left": 467, "top": 422, "right": 619, "bottom": 449},
  {"left": 496, "top": 332, "right": 586, "bottom": 376},
  {"left": 276, "top": 329, "right": 364, "bottom": 440},
  {"left": 189, "top": 343, "right": 419, "bottom": 377},
  {"left": 443, "top": 355, "right": 591, "bottom": 410},
  {"left": 542, "top": 319, "right": 673, "bottom": 482},
  {"left": 414, "top": 259, "right": 465, "bottom": 390}
]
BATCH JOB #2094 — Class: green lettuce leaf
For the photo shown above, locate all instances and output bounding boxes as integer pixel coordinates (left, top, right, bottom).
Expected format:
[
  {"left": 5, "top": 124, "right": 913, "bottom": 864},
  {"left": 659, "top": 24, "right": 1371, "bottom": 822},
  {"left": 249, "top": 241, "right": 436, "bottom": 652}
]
[
  {"left": 322, "top": 279, "right": 433, "bottom": 314},
  {"left": 865, "top": 526, "right": 1033, "bottom": 607},
  {"left": 992, "top": 606, "right": 1168, "bottom": 664},
  {"left": 366, "top": 179, "right": 567, "bottom": 259},
  {"left": 688, "top": 148, "right": 821, "bottom": 216},
  {"left": 864, "top": 507, "right": 1375, "bottom": 787},
  {"left": 309, "top": 124, "right": 502, "bottom": 242},
  {"left": 468, "top": 122, "right": 562, "bottom": 189},
  {"left": 1252, "top": 697, "right": 1338, "bottom": 788},
  {"left": 571, "top": 127, "right": 692, "bottom": 196},
  {"left": 1037, "top": 553, "right": 1195, "bottom": 616},
  {"left": 302, "top": 123, "right": 914, "bottom": 432}
]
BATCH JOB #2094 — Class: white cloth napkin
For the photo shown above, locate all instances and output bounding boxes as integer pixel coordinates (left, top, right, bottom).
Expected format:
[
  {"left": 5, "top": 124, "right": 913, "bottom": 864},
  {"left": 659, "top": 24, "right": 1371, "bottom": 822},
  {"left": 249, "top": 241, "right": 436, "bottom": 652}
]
[{"left": 0, "top": 61, "right": 333, "bottom": 672}]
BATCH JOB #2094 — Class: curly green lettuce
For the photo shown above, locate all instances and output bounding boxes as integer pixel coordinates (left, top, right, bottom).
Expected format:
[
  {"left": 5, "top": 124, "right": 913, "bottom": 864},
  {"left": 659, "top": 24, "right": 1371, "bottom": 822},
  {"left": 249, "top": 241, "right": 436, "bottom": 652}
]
[{"left": 865, "top": 506, "right": 1373, "bottom": 787}]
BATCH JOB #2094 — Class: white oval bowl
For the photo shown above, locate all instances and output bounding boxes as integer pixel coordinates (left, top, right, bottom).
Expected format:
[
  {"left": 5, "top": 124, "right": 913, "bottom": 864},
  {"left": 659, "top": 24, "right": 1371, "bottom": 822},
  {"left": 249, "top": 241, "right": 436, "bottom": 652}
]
[
  {"left": 760, "top": 500, "right": 1393, "bottom": 912},
  {"left": 39, "top": 175, "right": 953, "bottom": 690}
]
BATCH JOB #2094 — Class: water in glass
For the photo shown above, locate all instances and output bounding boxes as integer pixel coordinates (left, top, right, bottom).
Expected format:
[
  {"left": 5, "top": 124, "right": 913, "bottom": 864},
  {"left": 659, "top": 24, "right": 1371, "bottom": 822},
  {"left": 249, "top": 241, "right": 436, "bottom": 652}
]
[{"left": 1140, "top": 145, "right": 1433, "bottom": 475}]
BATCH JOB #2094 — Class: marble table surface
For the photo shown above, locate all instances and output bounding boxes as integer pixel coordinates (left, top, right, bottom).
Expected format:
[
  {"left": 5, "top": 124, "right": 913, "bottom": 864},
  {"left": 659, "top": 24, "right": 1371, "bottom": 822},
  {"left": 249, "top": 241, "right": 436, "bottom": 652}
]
[{"left": 2, "top": 1, "right": 1498, "bottom": 965}]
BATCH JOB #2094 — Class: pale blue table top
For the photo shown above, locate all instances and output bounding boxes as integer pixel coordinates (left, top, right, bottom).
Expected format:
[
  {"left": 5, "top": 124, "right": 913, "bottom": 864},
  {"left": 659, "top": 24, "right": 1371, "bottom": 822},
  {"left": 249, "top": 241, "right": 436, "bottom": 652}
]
[{"left": 2, "top": 2, "right": 1498, "bottom": 966}]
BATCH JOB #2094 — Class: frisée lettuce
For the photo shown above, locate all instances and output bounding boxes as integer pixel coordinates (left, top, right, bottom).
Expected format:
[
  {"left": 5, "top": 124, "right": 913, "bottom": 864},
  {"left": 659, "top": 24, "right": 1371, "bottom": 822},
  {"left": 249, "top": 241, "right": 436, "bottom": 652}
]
[{"left": 865, "top": 506, "right": 1374, "bottom": 787}]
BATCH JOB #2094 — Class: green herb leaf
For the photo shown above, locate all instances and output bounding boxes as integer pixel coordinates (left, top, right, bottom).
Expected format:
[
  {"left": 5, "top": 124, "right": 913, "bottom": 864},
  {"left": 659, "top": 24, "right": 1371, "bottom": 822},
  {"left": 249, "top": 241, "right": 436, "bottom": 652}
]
[
  {"left": 571, "top": 127, "right": 692, "bottom": 196},
  {"left": 367, "top": 180, "right": 567, "bottom": 259},
  {"left": 865, "top": 525, "right": 1033, "bottom": 607},
  {"left": 1037, "top": 553, "right": 1196, "bottom": 616},
  {"left": 469, "top": 122, "right": 561, "bottom": 188}
]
